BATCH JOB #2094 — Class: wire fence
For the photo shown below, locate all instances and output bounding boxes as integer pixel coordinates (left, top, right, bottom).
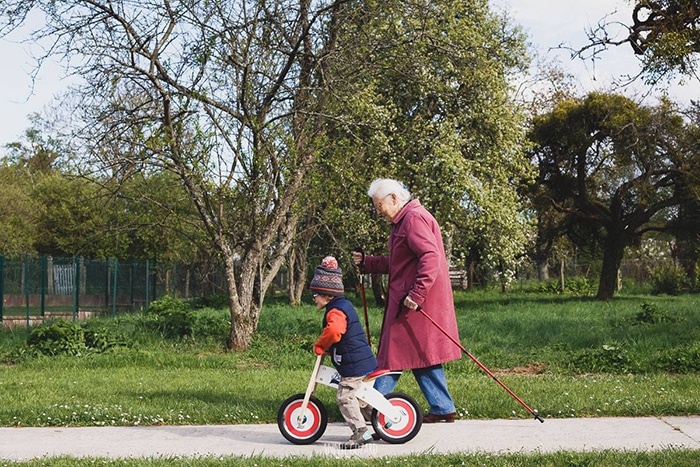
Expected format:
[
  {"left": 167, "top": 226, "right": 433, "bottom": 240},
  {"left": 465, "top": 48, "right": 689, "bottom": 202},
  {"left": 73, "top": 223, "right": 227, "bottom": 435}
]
[
  {"left": 0, "top": 255, "right": 228, "bottom": 327},
  {"left": 1, "top": 253, "right": 695, "bottom": 328},
  {"left": 450, "top": 256, "right": 695, "bottom": 291}
]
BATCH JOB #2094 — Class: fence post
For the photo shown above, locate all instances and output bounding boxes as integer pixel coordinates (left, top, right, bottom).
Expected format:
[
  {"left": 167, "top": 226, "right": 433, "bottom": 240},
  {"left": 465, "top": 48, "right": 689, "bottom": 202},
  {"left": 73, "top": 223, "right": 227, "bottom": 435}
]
[
  {"left": 112, "top": 258, "right": 118, "bottom": 317},
  {"left": 129, "top": 261, "right": 135, "bottom": 312},
  {"left": 0, "top": 255, "right": 4, "bottom": 323},
  {"left": 145, "top": 259, "right": 150, "bottom": 309},
  {"left": 73, "top": 256, "right": 81, "bottom": 322},
  {"left": 24, "top": 253, "right": 29, "bottom": 327},
  {"left": 41, "top": 255, "right": 47, "bottom": 318},
  {"left": 105, "top": 258, "right": 110, "bottom": 310}
]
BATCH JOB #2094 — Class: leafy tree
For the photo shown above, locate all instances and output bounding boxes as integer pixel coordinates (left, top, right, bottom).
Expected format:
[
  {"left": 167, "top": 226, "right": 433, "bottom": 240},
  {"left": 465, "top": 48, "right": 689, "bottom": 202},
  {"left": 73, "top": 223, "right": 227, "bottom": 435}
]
[
  {"left": 31, "top": 174, "right": 113, "bottom": 257},
  {"left": 670, "top": 101, "right": 700, "bottom": 280},
  {"left": 308, "top": 0, "right": 534, "bottom": 292},
  {"left": 0, "top": 163, "right": 39, "bottom": 256},
  {"left": 529, "top": 92, "right": 697, "bottom": 300},
  {"left": 269, "top": 0, "right": 534, "bottom": 303},
  {"left": 0, "top": 120, "right": 70, "bottom": 256},
  {"left": 2, "top": 121, "right": 210, "bottom": 269}
]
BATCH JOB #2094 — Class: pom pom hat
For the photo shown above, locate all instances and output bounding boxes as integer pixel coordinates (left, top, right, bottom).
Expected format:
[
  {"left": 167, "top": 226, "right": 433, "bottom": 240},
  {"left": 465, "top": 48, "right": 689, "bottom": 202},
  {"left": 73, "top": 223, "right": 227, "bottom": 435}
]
[{"left": 309, "top": 256, "right": 344, "bottom": 296}]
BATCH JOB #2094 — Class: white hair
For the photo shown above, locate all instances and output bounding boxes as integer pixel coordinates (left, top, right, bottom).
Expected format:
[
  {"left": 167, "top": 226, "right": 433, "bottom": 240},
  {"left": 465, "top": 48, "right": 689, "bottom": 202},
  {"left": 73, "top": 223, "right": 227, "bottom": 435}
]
[{"left": 367, "top": 178, "right": 411, "bottom": 204}]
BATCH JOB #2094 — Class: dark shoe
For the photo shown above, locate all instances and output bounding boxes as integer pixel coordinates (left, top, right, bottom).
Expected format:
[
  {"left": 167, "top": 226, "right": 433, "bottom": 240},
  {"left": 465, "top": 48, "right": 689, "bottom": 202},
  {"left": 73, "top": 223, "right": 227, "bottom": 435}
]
[
  {"left": 340, "top": 427, "right": 373, "bottom": 449},
  {"left": 422, "top": 412, "right": 456, "bottom": 423}
]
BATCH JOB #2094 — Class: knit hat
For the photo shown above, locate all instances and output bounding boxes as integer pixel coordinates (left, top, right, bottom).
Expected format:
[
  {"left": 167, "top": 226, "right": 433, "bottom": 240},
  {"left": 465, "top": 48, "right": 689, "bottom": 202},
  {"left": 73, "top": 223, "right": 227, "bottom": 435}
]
[{"left": 309, "top": 256, "right": 344, "bottom": 296}]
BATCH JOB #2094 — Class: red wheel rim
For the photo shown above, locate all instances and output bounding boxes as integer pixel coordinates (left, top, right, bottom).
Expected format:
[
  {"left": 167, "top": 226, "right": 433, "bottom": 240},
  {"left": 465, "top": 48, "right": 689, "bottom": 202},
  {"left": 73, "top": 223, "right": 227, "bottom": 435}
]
[
  {"left": 284, "top": 400, "right": 321, "bottom": 439},
  {"left": 378, "top": 398, "right": 415, "bottom": 437}
]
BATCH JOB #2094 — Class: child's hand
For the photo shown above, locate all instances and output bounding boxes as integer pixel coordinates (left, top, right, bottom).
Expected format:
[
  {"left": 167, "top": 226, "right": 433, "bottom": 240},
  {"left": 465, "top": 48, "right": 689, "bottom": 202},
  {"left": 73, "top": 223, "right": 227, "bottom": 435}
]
[{"left": 314, "top": 344, "right": 326, "bottom": 355}]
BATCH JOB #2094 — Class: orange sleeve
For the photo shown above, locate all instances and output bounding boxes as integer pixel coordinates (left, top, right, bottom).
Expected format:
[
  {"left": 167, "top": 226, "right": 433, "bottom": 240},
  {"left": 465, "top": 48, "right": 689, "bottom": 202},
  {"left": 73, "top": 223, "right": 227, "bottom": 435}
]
[{"left": 314, "top": 309, "right": 347, "bottom": 354}]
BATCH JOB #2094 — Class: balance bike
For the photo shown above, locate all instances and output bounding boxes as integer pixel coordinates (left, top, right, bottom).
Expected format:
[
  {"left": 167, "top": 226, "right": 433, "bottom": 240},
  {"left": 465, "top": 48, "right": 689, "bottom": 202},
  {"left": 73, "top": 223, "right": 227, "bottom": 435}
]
[{"left": 277, "top": 354, "right": 423, "bottom": 445}]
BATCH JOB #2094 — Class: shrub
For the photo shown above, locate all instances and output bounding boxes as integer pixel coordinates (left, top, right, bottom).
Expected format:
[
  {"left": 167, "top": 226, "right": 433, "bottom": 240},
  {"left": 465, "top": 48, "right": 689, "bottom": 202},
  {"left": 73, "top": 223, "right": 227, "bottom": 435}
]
[
  {"left": 146, "top": 296, "right": 195, "bottom": 338},
  {"left": 27, "top": 320, "right": 87, "bottom": 356},
  {"left": 564, "top": 277, "right": 594, "bottom": 296},
  {"left": 24, "top": 319, "right": 130, "bottom": 358},
  {"left": 635, "top": 302, "right": 671, "bottom": 324},
  {"left": 535, "top": 277, "right": 593, "bottom": 296},
  {"left": 656, "top": 345, "right": 700, "bottom": 373},
  {"left": 82, "top": 320, "right": 129, "bottom": 352},
  {"left": 191, "top": 308, "right": 230, "bottom": 341},
  {"left": 570, "top": 343, "right": 635, "bottom": 374},
  {"left": 650, "top": 262, "right": 688, "bottom": 295}
]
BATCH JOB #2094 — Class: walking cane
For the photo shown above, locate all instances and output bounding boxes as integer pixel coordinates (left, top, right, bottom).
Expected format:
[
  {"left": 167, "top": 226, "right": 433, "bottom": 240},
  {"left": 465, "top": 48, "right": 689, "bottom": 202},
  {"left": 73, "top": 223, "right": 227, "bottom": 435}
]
[
  {"left": 417, "top": 306, "right": 544, "bottom": 423},
  {"left": 353, "top": 248, "right": 371, "bottom": 345}
]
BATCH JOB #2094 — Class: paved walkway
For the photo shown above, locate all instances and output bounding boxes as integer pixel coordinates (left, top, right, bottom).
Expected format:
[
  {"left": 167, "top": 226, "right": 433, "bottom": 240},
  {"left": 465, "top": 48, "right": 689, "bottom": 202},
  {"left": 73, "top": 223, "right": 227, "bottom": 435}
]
[{"left": 1, "top": 416, "right": 699, "bottom": 460}]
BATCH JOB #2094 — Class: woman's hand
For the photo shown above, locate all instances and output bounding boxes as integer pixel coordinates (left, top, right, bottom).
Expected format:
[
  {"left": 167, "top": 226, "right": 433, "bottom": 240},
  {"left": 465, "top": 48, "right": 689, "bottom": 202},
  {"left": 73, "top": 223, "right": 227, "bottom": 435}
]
[
  {"left": 352, "top": 248, "right": 364, "bottom": 266},
  {"left": 403, "top": 295, "right": 418, "bottom": 310}
]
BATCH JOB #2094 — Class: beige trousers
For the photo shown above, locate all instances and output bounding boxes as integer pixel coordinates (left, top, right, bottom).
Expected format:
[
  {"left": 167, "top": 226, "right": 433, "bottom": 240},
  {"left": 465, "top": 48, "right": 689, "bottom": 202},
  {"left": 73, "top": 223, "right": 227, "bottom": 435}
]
[{"left": 337, "top": 375, "right": 366, "bottom": 432}]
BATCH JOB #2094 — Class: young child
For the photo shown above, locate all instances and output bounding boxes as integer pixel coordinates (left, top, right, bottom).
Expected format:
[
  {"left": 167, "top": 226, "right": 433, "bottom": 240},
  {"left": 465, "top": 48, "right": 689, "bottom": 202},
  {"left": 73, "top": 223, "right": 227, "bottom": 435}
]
[{"left": 310, "top": 256, "right": 378, "bottom": 449}]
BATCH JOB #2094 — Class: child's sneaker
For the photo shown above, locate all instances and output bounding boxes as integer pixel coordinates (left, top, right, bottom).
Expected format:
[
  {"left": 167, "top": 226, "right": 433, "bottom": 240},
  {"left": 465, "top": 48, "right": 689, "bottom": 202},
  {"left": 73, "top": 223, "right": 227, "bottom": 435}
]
[{"left": 340, "top": 427, "right": 373, "bottom": 449}]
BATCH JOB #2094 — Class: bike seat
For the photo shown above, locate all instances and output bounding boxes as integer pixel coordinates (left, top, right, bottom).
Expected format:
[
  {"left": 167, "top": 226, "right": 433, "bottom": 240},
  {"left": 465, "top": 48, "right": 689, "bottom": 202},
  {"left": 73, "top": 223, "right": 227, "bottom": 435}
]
[{"left": 363, "top": 368, "right": 391, "bottom": 381}]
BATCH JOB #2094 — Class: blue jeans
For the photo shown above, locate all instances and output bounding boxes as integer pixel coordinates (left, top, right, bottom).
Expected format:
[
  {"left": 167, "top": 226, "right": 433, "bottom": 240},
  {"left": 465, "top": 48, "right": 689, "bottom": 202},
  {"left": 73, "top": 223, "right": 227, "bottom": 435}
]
[{"left": 374, "top": 364, "right": 456, "bottom": 415}]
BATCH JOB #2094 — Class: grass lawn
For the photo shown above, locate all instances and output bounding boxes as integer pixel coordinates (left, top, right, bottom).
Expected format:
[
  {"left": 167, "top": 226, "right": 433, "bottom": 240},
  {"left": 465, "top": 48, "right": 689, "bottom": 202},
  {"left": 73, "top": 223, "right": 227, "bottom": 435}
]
[{"left": 0, "top": 289, "right": 698, "bottom": 464}]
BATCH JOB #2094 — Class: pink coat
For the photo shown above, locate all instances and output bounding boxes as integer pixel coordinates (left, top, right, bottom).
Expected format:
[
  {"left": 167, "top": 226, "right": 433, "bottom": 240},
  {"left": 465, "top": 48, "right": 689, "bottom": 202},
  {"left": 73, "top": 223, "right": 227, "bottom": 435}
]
[{"left": 364, "top": 199, "right": 462, "bottom": 370}]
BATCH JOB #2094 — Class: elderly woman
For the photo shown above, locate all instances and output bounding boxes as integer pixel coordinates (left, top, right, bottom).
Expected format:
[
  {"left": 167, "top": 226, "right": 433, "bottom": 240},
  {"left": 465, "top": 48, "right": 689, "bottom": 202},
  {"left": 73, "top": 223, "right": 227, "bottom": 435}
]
[{"left": 353, "top": 178, "right": 461, "bottom": 423}]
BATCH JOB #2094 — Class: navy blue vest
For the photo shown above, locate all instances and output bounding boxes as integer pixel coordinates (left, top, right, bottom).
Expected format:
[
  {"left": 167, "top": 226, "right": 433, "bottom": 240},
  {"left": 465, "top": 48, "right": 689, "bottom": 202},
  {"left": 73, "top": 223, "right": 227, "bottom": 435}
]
[{"left": 323, "top": 296, "right": 378, "bottom": 377}]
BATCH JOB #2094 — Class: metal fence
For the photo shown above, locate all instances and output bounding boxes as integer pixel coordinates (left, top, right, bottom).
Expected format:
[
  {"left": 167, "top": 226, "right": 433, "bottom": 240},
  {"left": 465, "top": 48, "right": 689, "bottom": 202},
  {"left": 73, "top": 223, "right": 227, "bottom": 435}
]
[
  {"left": 2, "top": 253, "right": 695, "bottom": 327},
  {"left": 0, "top": 255, "right": 228, "bottom": 327}
]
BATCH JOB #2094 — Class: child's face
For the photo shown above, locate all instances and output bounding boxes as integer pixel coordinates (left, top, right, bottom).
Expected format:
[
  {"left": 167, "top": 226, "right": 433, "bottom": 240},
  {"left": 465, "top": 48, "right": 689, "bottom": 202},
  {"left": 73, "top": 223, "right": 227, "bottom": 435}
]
[{"left": 312, "top": 293, "right": 331, "bottom": 309}]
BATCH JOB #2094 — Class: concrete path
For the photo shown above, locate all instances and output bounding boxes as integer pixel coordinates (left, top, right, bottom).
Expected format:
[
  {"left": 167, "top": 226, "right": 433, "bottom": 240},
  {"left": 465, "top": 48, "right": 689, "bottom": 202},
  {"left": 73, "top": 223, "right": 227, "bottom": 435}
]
[{"left": 1, "top": 416, "right": 699, "bottom": 460}]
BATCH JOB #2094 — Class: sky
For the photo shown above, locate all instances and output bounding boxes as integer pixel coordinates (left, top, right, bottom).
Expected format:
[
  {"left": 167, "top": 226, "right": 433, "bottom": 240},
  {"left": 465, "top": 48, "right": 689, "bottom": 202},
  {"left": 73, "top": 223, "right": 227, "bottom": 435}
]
[{"left": 0, "top": 1, "right": 696, "bottom": 148}]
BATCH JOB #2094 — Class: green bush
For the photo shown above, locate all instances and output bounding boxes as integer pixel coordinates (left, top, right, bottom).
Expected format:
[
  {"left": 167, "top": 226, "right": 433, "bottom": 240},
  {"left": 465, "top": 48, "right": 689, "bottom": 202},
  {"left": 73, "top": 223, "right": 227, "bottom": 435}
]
[
  {"left": 146, "top": 296, "right": 195, "bottom": 338},
  {"left": 82, "top": 320, "right": 129, "bottom": 352},
  {"left": 191, "top": 307, "right": 230, "bottom": 341},
  {"left": 565, "top": 277, "right": 595, "bottom": 296},
  {"left": 635, "top": 302, "right": 671, "bottom": 324},
  {"left": 570, "top": 343, "right": 635, "bottom": 374},
  {"left": 656, "top": 345, "right": 700, "bottom": 373},
  {"left": 535, "top": 277, "right": 594, "bottom": 296},
  {"left": 24, "top": 319, "right": 130, "bottom": 358},
  {"left": 650, "top": 262, "right": 688, "bottom": 295},
  {"left": 27, "top": 320, "right": 87, "bottom": 356}
]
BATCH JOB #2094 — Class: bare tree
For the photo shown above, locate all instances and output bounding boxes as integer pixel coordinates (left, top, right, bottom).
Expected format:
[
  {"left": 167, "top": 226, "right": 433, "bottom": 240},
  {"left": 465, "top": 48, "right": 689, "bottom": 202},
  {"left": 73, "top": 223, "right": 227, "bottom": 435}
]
[{"left": 0, "top": 0, "right": 349, "bottom": 349}]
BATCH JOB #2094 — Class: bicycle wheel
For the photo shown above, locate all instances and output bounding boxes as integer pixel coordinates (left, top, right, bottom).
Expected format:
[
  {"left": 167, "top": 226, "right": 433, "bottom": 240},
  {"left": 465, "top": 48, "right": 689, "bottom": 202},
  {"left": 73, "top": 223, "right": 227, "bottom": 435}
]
[
  {"left": 371, "top": 392, "right": 422, "bottom": 444},
  {"left": 277, "top": 393, "right": 328, "bottom": 445}
]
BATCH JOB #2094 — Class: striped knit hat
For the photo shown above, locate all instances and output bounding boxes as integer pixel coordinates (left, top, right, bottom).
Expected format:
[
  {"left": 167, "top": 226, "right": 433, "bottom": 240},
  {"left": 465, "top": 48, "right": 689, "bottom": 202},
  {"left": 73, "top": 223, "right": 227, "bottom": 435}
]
[{"left": 309, "top": 256, "right": 344, "bottom": 296}]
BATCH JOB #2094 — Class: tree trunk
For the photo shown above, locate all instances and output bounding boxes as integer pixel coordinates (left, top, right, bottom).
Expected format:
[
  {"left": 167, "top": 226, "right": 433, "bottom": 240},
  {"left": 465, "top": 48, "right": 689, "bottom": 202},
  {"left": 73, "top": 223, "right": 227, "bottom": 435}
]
[
  {"left": 288, "top": 246, "right": 310, "bottom": 306},
  {"left": 499, "top": 260, "right": 508, "bottom": 293},
  {"left": 371, "top": 273, "right": 385, "bottom": 307},
  {"left": 287, "top": 251, "right": 299, "bottom": 306},
  {"left": 559, "top": 258, "right": 565, "bottom": 293},
  {"left": 535, "top": 214, "right": 554, "bottom": 280},
  {"left": 537, "top": 260, "right": 550, "bottom": 281},
  {"left": 596, "top": 234, "right": 626, "bottom": 301},
  {"left": 222, "top": 245, "right": 258, "bottom": 351}
]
